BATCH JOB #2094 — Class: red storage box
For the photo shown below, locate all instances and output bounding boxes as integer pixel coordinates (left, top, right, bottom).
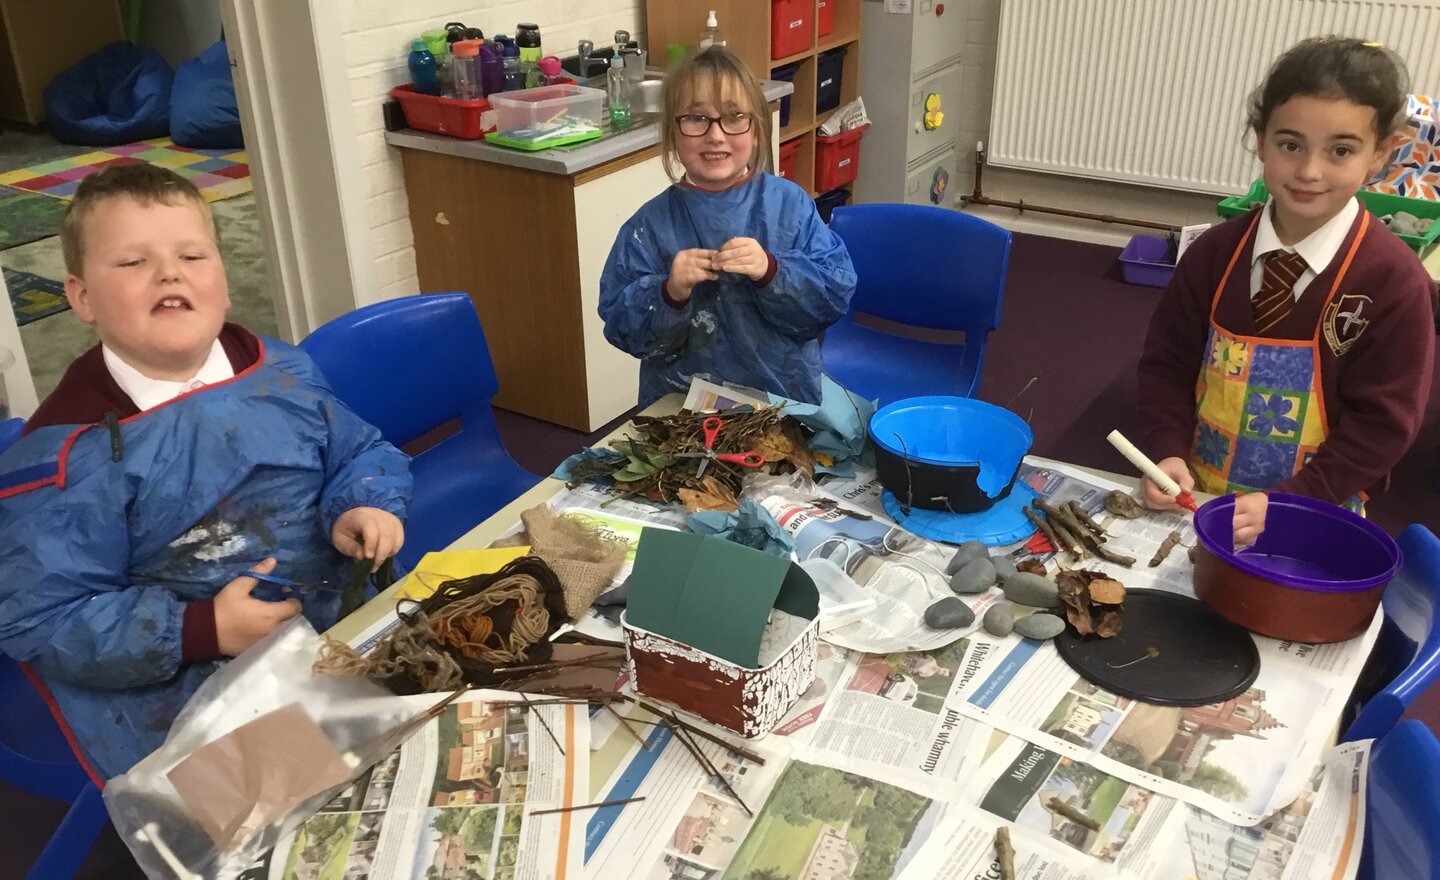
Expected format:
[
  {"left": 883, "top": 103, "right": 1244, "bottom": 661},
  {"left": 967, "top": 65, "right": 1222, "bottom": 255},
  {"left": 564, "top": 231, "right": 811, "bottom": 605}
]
[
  {"left": 389, "top": 85, "right": 494, "bottom": 139},
  {"left": 817, "top": 0, "right": 834, "bottom": 37},
  {"left": 778, "top": 138, "right": 802, "bottom": 181},
  {"left": 771, "top": 0, "right": 813, "bottom": 59},
  {"left": 814, "top": 124, "right": 867, "bottom": 191}
]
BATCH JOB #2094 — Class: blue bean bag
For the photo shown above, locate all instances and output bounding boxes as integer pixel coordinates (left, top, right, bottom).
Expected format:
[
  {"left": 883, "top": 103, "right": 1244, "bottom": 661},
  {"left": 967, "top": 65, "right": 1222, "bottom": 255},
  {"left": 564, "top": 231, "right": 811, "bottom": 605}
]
[
  {"left": 44, "top": 42, "right": 173, "bottom": 146},
  {"left": 171, "top": 41, "right": 243, "bottom": 149}
]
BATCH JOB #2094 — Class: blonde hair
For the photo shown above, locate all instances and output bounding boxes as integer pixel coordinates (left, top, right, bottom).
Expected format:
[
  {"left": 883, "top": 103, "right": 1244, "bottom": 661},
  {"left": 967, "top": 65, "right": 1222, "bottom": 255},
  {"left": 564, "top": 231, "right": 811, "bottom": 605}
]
[
  {"left": 660, "top": 46, "right": 773, "bottom": 182},
  {"left": 60, "top": 164, "right": 220, "bottom": 275}
]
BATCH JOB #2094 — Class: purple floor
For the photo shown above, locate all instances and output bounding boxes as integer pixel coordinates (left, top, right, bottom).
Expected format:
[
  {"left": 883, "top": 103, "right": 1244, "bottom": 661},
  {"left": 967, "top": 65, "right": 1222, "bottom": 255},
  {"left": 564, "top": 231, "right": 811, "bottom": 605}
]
[{"left": 4, "top": 231, "right": 1436, "bottom": 877}]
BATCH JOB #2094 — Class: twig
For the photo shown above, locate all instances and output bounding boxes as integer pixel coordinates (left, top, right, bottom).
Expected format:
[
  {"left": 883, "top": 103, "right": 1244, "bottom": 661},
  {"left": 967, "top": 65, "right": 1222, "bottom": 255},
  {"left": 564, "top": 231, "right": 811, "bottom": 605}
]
[
  {"left": 1064, "top": 500, "right": 1108, "bottom": 542},
  {"left": 493, "top": 654, "right": 625, "bottom": 675},
  {"left": 605, "top": 703, "right": 650, "bottom": 750},
  {"left": 1087, "top": 541, "right": 1138, "bottom": 568},
  {"left": 1107, "top": 646, "right": 1159, "bottom": 669},
  {"left": 529, "top": 796, "right": 645, "bottom": 816},
  {"left": 1005, "top": 376, "right": 1038, "bottom": 408},
  {"left": 636, "top": 700, "right": 766, "bottom": 765},
  {"left": 1150, "top": 530, "right": 1183, "bottom": 567},
  {"left": 1047, "top": 796, "right": 1101, "bottom": 830},
  {"left": 1023, "top": 506, "right": 1063, "bottom": 555},
  {"left": 521, "top": 694, "right": 565, "bottom": 757},
  {"left": 661, "top": 712, "right": 754, "bottom": 817},
  {"left": 1034, "top": 500, "right": 1087, "bottom": 559},
  {"left": 995, "top": 826, "right": 1016, "bottom": 880}
]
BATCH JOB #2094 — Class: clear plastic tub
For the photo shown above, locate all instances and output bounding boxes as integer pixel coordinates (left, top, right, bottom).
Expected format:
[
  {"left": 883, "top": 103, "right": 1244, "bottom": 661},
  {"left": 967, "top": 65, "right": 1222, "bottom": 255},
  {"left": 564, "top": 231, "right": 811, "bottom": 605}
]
[{"left": 488, "top": 83, "right": 606, "bottom": 137}]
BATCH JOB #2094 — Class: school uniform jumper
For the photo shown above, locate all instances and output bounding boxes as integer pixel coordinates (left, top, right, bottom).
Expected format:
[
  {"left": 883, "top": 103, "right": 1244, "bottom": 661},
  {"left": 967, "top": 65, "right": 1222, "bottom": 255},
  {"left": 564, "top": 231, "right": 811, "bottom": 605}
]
[
  {"left": 599, "top": 171, "right": 857, "bottom": 405},
  {"left": 0, "top": 326, "right": 412, "bottom": 779},
  {"left": 1137, "top": 205, "right": 1437, "bottom": 505}
]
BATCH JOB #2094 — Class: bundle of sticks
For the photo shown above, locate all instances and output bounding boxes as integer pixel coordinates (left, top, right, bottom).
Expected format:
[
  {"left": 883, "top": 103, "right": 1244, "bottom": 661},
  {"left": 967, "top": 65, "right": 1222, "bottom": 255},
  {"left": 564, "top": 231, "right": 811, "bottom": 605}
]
[{"left": 1023, "top": 499, "right": 1137, "bottom": 567}]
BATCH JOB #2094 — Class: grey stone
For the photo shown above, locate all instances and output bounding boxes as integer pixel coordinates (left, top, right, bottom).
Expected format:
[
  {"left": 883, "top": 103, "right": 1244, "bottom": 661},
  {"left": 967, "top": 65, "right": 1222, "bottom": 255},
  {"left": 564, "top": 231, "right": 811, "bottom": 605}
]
[
  {"left": 945, "top": 541, "right": 990, "bottom": 575},
  {"left": 1014, "top": 613, "right": 1066, "bottom": 640},
  {"left": 990, "top": 554, "right": 1018, "bottom": 582},
  {"left": 949, "top": 558, "right": 997, "bottom": 594},
  {"left": 1002, "top": 572, "right": 1060, "bottom": 608},
  {"left": 983, "top": 603, "right": 1015, "bottom": 637},
  {"left": 924, "top": 596, "right": 976, "bottom": 630}
]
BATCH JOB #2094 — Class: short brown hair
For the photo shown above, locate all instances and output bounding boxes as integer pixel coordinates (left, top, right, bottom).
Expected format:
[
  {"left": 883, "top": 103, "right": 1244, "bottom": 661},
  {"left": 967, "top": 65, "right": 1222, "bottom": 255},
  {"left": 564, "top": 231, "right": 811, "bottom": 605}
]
[
  {"left": 60, "top": 163, "right": 220, "bottom": 275},
  {"left": 660, "top": 46, "right": 773, "bottom": 182}
]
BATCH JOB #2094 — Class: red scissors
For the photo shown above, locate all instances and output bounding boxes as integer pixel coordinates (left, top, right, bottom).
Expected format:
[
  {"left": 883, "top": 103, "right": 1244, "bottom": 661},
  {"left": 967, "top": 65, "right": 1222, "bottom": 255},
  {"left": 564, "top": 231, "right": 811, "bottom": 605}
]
[{"left": 676, "top": 416, "right": 765, "bottom": 479}]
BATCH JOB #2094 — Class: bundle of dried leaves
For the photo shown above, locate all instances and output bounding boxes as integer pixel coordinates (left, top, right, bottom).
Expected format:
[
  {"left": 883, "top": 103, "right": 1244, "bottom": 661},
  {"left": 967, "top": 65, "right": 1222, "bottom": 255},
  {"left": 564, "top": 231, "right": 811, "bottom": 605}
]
[
  {"left": 565, "top": 406, "right": 817, "bottom": 512},
  {"left": 1056, "top": 569, "right": 1127, "bottom": 638}
]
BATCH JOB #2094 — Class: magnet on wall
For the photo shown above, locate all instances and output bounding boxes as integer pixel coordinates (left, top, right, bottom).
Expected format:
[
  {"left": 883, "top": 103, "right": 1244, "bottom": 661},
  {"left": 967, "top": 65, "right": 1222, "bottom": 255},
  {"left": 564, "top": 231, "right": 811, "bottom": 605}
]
[
  {"left": 930, "top": 166, "right": 949, "bottom": 204},
  {"left": 923, "top": 93, "right": 943, "bottom": 131},
  {"left": 936, "top": 3, "right": 945, "bottom": 14}
]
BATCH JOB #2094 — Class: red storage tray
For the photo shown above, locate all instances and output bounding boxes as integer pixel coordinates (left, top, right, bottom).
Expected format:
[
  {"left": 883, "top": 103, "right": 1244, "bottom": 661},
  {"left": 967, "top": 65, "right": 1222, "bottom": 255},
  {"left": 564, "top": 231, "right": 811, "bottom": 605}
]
[
  {"left": 817, "top": 0, "right": 834, "bottom": 37},
  {"left": 771, "top": 0, "right": 813, "bottom": 59},
  {"left": 814, "top": 124, "right": 867, "bottom": 191},
  {"left": 389, "top": 84, "right": 494, "bottom": 139},
  {"left": 778, "top": 138, "right": 802, "bottom": 181}
]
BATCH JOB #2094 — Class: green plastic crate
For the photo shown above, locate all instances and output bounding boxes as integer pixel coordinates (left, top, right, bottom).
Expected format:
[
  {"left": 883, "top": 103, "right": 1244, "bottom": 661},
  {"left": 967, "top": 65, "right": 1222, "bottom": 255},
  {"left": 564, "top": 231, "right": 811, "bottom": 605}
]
[{"left": 1215, "top": 179, "right": 1440, "bottom": 256}]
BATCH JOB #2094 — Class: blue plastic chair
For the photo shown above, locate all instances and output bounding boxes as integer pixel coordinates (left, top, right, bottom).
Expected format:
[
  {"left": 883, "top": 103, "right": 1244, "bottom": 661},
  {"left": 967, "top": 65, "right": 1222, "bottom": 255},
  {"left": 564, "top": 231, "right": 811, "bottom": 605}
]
[
  {"left": 1, "top": 654, "right": 109, "bottom": 879},
  {"left": 822, "top": 204, "right": 1012, "bottom": 405},
  {"left": 0, "top": 417, "right": 23, "bottom": 454},
  {"left": 1344, "top": 524, "right": 1440, "bottom": 743},
  {"left": 1361, "top": 719, "right": 1440, "bottom": 880},
  {"left": 300, "top": 293, "right": 537, "bottom": 569}
]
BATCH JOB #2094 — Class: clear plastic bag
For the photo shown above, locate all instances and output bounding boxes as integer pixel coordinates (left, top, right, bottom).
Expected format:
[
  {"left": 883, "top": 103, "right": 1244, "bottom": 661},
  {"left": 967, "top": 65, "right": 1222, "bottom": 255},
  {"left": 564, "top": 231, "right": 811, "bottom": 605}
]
[{"left": 104, "top": 617, "right": 431, "bottom": 880}]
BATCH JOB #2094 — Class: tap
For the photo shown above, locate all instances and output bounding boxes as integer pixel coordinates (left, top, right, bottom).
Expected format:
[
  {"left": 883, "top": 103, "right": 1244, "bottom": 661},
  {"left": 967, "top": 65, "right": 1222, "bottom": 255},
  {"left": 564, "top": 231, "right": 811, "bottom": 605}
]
[{"left": 613, "top": 29, "right": 631, "bottom": 56}]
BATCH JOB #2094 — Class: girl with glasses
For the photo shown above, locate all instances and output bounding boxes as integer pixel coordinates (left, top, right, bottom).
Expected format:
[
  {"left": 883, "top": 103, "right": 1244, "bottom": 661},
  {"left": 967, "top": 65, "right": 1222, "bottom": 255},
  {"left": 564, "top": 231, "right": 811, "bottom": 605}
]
[{"left": 599, "top": 46, "right": 856, "bottom": 405}]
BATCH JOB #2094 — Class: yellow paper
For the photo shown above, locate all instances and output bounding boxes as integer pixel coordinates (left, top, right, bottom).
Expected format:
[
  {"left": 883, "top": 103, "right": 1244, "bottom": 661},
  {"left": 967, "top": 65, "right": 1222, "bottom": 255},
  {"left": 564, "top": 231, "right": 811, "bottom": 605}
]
[{"left": 396, "top": 547, "right": 532, "bottom": 600}]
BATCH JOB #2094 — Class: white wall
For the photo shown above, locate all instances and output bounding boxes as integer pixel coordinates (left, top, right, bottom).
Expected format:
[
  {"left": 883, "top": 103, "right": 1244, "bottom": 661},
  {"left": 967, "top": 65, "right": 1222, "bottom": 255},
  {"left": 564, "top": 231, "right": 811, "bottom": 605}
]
[
  {"left": 0, "top": 273, "right": 38, "bottom": 420},
  {"left": 955, "top": 0, "right": 1221, "bottom": 246},
  {"left": 337, "top": 0, "right": 644, "bottom": 301}
]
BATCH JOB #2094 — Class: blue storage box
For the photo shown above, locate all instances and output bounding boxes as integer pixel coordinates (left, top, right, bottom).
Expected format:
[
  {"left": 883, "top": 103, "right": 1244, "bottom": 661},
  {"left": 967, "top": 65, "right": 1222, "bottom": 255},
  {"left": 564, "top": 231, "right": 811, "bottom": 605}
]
[
  {"left": 1118, "top": 234, "right": 1176, "bottom": 287},
  {"left": 772, "top": 62, "right": 800, "bottom": 128}
]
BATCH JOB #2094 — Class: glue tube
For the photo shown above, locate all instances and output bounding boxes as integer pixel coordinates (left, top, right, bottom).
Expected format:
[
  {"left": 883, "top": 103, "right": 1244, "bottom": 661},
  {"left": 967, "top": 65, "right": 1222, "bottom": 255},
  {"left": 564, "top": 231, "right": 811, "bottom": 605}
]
[{"left": 1106, "top": 430, "right": 1198, "bottom": 513}]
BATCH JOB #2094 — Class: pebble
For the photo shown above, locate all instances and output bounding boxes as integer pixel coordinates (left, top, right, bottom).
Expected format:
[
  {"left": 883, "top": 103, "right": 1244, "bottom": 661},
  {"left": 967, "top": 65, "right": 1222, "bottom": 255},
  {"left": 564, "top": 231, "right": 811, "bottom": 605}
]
[
  {"left": 1002, "top": 572, "right": 1060, "bottom": 608},
  {"left": 924, "top": 596, "right": 976, "bottom": 630},
  {"left": 1013, "top": 612, "right": 1066, "bottom": 640},
  {"left": 949, "top": 558, "right": 997, "bottom": 594},
  {"left": 990, "top": 554, "right": 1017, "bottom": 582},
  {"left": 945, "top": 541, "right": 990, "bottom": 575},
  {"left": 983, "top": 603, "right": 1015, "bottom": 637}
]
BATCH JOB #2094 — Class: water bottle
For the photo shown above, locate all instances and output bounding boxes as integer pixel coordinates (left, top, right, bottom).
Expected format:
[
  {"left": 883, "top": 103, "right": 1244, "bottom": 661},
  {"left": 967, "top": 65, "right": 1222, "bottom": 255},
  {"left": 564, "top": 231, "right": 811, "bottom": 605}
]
[
  {"left": 478, "top": 43, "right": 504, "bottom": 97},
  {"left": 495, "top": 35, "right": 524, "bottom": 91},
  {"left": 516, "top": 23, "right": 542, "bottom": 88},
  {"left": 422, "top": 30, "right": 452, "bottom": 97},
  {"left": 607, "top": 55, "right": 631, "bottom": 127},
  {"left": 538, "top": 55, "right": 566, "bottom": 86},
  {"left": 700, "top": 10, "right": 724, "bottom": 49},
  {"left": 408, "top": 39, "right": 439, "bottom": 95},
  {"left": 450, "top": 39, "right": 481, "bottom": 100}
]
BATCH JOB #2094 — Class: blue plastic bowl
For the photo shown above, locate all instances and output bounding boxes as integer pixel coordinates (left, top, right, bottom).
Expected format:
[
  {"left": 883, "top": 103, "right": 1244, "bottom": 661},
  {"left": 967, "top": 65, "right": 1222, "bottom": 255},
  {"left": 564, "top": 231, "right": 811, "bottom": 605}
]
[{"left": 869, "top": 396, "right": 1034, "bottom": 513}]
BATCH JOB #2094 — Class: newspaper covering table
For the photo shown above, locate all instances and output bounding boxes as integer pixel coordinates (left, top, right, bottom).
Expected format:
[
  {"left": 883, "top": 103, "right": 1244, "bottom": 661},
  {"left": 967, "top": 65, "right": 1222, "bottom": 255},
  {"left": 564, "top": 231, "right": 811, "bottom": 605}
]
[{"left": 246, "top": 692, "right": 587, "bottom": 880}]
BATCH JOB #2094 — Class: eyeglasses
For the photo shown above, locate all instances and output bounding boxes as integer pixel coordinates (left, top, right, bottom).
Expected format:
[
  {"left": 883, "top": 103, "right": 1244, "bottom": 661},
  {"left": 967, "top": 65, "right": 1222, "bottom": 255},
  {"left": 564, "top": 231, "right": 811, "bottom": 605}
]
[{"left": 675, "top": 112, "right": 753, "bottom": 137}]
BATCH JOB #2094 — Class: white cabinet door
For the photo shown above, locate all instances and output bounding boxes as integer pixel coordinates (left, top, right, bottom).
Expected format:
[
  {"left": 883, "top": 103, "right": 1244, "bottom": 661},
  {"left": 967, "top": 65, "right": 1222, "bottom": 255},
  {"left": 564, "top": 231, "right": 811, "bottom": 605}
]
[
  {"left": 910, "top": 0, "right": 964, "bottom": 77},
  {"left": 905, "top": 147, "right": 957, "bottom": 208},
  {"left": 905, "top": 63, "right": 962, "bottom": 165}
]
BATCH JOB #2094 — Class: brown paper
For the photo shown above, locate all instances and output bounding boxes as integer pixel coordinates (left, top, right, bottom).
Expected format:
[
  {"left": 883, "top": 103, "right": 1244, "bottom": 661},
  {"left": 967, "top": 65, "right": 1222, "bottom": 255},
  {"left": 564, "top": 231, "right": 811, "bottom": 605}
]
[{"left": 167, "top": 703, "right": 355, "bottom": 851}]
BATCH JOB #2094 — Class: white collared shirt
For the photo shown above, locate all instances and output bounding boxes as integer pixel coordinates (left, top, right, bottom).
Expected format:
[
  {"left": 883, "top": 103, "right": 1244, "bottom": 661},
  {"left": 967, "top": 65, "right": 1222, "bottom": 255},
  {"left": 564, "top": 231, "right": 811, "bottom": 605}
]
[
  {"left": 102, "top": 341, "right": 234, "bottom": 411},
  {"left": 1249, "top": 197, "right": 1360, "bottom": 301}
]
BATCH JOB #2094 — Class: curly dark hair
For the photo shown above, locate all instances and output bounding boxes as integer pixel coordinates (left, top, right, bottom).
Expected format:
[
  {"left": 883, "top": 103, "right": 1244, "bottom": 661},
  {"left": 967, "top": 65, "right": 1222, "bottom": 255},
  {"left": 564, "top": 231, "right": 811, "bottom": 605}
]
[{"left": 1248, "top": 36, "right": 1410, "bottom": 140}]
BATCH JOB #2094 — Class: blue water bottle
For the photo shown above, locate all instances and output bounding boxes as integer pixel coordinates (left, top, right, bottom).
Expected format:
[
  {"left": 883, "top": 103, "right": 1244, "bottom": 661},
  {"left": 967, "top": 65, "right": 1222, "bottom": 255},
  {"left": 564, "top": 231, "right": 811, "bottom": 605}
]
[{"left": 408, "top": 39, "right": 439, "bottom": 95}]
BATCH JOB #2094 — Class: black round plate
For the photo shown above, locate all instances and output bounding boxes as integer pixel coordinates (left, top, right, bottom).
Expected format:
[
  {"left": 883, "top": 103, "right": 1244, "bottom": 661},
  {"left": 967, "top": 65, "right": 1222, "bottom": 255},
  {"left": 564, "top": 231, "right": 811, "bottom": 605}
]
[{"left": 1054, "top": 589, "right": 1261, "bottom": 707}]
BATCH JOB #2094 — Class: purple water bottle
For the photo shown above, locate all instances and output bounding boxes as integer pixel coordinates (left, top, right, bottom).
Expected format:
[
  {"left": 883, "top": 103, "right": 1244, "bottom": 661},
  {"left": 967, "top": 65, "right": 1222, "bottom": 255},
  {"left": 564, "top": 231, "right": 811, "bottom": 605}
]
[{"left": 478, "top": 43, "right": 504, "bottom": 97}]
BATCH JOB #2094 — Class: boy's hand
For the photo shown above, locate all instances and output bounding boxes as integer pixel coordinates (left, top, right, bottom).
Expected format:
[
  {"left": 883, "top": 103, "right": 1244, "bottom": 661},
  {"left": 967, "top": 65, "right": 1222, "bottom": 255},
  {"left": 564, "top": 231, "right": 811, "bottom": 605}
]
[
  {"left": 716, "top": 237, "right": 769, "bottom": 281},
  {"left": 1232, "top": 492, "right": 1269, "bottom": 547},
  {"left": 668, "top": 249, "right": 718, "bottom": 302},
  {"left": 332, "top": 507, "right": 405, "bottom": 572},
  {"left": 214, "top": 557, "right": 301, "bottom": 657},
  {"left": 1141, "top": 457, "right": 1196, "bottom": 510}
]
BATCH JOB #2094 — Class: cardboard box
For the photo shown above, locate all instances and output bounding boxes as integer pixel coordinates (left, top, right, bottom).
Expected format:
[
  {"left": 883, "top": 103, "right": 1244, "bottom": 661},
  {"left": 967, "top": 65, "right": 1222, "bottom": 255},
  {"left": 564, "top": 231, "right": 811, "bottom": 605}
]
[{"left": 622, "top": 528, "right": 818, "bottom": 738}]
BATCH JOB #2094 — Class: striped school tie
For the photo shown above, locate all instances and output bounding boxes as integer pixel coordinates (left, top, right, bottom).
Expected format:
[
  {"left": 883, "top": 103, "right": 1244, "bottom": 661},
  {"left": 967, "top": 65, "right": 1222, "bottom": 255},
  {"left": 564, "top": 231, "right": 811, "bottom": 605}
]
[{"left": 1252, "top": 250, "right": 1309, "bottom": 335}]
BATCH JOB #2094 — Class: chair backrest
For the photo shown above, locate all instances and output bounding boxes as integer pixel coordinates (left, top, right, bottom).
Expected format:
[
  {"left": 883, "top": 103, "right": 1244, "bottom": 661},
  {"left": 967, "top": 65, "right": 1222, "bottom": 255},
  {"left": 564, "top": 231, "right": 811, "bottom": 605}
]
[
  {"left": 1363, "top": 719, "right": 1440, "bottom": 880},
  {"left": 299, "top": 293, "right": 501, "bottom": 448},
  {"left": 0, "top": 418, "right": 23, "bottom": 455},
  {"left": 1345, "top": 523, "right": 1440, "bottom": 742},
  {"left": 0, "top": 653, "right": 92, "bottom": 802},
  {"left": 829, "top": 204, "right": 1012, "bottom": 333}
]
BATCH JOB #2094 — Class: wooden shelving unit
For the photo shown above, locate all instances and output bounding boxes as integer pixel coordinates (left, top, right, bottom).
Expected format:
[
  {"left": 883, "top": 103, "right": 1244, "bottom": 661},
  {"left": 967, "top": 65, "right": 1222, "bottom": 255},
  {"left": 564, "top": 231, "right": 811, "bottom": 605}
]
[{"left": 645, "top": 0, "right": 865, "bottom": 209}]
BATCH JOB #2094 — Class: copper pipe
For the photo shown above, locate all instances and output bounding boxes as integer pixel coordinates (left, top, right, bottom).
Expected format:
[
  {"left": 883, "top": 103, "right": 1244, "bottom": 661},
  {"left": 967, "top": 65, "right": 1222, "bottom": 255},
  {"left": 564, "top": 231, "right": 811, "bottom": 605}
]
[{"left": 962, "top": 144, "right": 1181, "bottom": 234}]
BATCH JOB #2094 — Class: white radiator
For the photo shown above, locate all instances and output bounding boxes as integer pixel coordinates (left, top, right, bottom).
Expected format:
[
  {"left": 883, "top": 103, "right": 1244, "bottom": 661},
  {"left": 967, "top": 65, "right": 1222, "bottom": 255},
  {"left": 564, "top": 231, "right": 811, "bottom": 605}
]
[{"left": 989, "top": 0, "right": 1440, "bottom": 195}]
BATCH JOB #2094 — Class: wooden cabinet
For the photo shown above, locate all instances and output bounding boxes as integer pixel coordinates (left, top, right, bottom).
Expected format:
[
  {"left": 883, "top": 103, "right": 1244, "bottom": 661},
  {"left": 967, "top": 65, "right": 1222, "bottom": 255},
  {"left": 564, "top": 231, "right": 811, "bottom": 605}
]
[
  {"left": 645, "top": 0, "right": 864, "bottom": 199},
  {"left": 0, "top": 0, "right": 125, "bottom": 124},
  {"left": 399, "top": 148, "right": 668, "bottom": 432}
]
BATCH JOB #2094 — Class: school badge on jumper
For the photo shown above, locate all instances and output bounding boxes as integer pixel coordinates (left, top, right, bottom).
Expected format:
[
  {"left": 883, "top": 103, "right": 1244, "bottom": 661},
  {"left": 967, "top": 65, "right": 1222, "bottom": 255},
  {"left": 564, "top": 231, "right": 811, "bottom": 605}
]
[{"left": 1322, "top": 293, "right": 1372, "bottom": 356}]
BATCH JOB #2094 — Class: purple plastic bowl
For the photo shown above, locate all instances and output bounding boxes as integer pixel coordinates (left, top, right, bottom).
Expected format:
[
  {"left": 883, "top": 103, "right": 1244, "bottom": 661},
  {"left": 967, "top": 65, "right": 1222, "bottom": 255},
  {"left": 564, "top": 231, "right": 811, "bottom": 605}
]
[
  {"left": 1192, "top": 493, "right": 1402, "bottom": 643},
  {"left": 1118, "top": 234, "right": 1176, "bottom": 287}
]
